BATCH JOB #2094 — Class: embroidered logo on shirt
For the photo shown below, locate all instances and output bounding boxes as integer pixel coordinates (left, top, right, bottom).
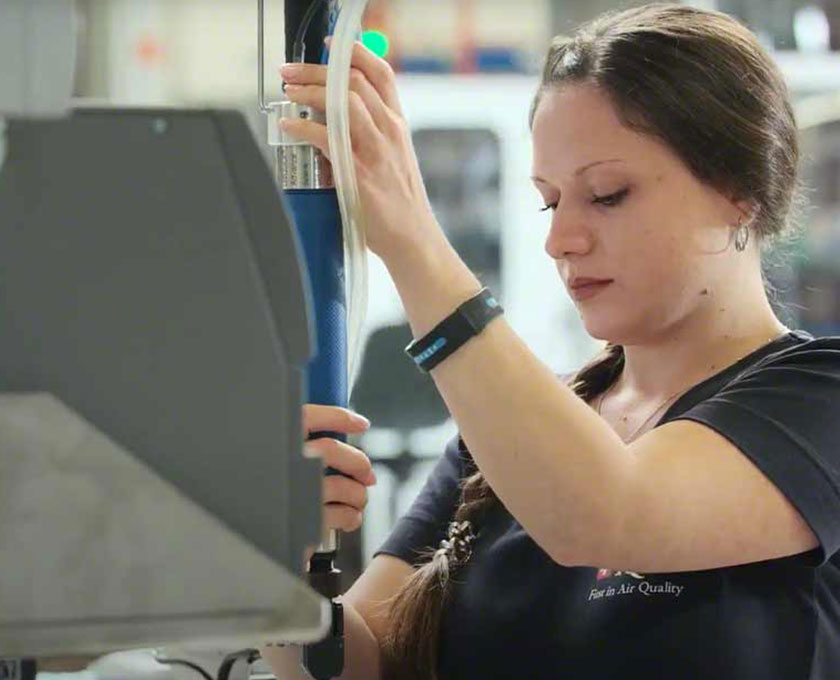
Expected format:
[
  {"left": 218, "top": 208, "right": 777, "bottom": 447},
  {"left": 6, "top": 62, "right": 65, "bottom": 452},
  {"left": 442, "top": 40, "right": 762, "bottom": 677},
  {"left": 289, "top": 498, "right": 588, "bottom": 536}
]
[
  {"left": 596, "top": 568, "right": 644, "bottom": 581},
  {"left": 589, "top": 568, "right": 684, "bottom": 601}
]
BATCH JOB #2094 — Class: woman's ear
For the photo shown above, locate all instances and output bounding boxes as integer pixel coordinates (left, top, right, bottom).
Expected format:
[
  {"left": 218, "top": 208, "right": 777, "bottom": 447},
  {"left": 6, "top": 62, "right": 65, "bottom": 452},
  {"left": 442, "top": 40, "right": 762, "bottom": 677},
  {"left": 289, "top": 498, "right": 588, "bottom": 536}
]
[
  {"left": 730, "top": 197, "right": 760, "bottom": 227},
  {"left": 715, "top": 187, "right": 756, "bottom": 230}
]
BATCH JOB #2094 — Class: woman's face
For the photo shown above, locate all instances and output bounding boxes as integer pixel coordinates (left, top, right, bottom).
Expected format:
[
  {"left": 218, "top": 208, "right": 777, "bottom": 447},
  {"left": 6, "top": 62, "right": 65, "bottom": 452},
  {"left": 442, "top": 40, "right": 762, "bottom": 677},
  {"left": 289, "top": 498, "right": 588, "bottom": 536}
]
[{"left": 531, "top": 83, "right": 742, "bottom": 345}]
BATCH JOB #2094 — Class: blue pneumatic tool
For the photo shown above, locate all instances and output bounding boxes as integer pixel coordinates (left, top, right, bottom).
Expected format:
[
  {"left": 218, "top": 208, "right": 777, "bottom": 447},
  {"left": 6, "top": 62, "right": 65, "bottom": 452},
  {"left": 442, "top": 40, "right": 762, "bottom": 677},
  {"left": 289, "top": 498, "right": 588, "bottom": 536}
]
[{"left": 259, "top": 0, "right": 355, "bottom": 677}]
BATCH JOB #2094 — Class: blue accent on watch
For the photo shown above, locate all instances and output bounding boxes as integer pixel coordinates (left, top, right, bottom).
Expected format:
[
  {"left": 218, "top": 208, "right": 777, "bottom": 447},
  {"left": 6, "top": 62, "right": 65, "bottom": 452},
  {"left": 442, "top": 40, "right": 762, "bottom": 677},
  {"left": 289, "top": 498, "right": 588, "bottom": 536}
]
[
  {"left": 404, "top": 287, "right": 504, "bottom": 373},
  {"left": 413, "top": 337, "right": 448, "bottom": 365}
]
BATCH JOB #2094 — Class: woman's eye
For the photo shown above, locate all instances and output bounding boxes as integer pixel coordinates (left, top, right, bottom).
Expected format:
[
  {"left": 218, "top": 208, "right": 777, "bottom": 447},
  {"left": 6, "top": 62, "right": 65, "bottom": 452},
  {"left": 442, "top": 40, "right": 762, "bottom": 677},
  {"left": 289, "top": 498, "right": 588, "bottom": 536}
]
[
  {"left": 539, "top": 202, "right": 558, "bottom": 213},
  {"left": 592, "top": 188, "right": 629, "bottom": 207}
]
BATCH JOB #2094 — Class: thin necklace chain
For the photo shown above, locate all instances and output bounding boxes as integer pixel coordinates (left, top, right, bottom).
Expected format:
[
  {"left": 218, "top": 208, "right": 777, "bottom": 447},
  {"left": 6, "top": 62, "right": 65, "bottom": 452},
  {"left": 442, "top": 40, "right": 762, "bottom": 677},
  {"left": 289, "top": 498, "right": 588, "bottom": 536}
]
[
  {"left": 595, "top": 382, "right": 685, "bottom": 444},
  {"left": 595, "top": 329, "right": 791, "bottom": 444}
]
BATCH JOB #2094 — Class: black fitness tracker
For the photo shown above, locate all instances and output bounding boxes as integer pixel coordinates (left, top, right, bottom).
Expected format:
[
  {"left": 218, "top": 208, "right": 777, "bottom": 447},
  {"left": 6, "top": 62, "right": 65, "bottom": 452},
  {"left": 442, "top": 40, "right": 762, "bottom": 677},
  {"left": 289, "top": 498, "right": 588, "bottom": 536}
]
[{"left": 404, "top": 287, "right": 504, "bottom": 373}]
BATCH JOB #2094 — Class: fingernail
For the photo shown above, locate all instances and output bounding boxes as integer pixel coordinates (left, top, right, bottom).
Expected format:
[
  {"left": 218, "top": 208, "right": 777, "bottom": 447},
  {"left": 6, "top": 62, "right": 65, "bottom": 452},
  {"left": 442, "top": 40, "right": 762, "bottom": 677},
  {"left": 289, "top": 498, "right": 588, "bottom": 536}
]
[
  {"left": 355, "top": 414, "right": 371, "bottom": 427},
  {"left": 302, "top": 443, "right": 320, "bottom": 458},
  {"left": 367, "top": 471, "right": 377, "bottom": 485}
]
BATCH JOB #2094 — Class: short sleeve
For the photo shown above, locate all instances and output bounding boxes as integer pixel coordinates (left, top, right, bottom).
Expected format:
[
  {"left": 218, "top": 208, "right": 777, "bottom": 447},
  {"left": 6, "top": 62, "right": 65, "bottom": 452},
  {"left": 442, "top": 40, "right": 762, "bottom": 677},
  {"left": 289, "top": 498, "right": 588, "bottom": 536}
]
[
  {"left": 673, "top": 337, "right": 840, "bottom": 567},
  {"left": 373, "top": 433, "right": 469, "bottom": 567}
]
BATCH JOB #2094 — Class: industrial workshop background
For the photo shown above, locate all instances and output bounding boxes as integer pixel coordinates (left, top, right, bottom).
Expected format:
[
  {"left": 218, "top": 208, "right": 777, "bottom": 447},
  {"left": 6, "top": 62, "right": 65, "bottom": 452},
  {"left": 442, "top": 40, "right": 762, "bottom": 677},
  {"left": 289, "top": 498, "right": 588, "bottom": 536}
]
[{"left": 71, "top": 0, "right": 840, "bottom": 588}]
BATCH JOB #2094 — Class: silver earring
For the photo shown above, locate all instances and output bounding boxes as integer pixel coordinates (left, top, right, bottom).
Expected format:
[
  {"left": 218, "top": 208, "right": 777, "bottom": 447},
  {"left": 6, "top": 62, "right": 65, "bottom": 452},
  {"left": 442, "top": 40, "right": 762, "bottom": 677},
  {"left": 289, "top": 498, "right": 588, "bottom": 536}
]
[{"left": 733, "top": 220, "right": 750, "bottom": 252}]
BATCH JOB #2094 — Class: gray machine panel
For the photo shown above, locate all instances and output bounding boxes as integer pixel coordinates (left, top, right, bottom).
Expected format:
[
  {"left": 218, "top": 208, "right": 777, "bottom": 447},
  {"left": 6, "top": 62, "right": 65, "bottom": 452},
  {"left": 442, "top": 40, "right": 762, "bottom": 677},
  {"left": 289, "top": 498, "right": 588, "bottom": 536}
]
[
  {"left": 0, "top": 109, "right": 324, "bottom": 652},
  {"left": 0, "top": 393, "right": 330, "bottom": 656}
]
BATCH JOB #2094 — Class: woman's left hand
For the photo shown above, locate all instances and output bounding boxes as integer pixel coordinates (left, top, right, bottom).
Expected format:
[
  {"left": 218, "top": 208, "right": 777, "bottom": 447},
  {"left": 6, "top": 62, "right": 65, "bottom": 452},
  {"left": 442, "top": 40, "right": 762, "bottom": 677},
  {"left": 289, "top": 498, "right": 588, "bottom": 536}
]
[{"left": 279, "top": 41, "right": 442, "bottom": 261}]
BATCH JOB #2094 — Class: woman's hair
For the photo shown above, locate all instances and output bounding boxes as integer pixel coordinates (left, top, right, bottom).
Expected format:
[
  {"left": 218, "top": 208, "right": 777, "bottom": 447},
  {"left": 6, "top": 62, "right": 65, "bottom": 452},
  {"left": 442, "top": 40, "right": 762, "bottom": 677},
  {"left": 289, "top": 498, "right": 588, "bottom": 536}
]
[
  {"left": 529, "top": 2, "right": 803, "bottom": 244},
  {"left": 379, "top": 5, "right": 801, "bottom": 679}
]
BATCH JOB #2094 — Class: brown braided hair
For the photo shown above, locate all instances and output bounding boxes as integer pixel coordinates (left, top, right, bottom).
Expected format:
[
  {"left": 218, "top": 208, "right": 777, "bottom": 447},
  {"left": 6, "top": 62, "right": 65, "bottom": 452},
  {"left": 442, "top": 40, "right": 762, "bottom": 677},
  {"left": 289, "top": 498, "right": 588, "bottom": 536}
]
[{"left": 378, "top": 345, "right": 623, "bottom": 680}]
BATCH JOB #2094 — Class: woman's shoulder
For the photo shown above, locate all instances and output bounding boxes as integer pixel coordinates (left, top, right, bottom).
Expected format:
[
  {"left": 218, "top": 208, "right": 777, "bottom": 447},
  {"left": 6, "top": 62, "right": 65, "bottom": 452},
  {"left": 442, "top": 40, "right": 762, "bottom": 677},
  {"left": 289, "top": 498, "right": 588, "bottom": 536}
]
[
  {"left": 767, "top": 328, "right": 839, "bottom": 349},
  {"left": 746, "top": 329, "right": 840, "bottom": 374}
]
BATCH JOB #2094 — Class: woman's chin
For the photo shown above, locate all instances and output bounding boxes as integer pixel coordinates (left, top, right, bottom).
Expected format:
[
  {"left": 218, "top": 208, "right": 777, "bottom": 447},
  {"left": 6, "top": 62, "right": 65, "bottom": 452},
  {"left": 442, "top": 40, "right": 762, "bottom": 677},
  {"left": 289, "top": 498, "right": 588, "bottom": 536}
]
[{"left": 578, "top": 310, "right": 634, "bottom": 345}]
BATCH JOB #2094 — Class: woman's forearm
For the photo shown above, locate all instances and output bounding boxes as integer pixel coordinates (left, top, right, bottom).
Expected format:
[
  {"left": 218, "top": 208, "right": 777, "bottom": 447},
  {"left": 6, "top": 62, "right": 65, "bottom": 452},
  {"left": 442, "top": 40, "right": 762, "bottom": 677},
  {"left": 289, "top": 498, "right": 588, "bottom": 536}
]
[
  {"left": 383, "top": 229, "right": 632, "bottom": 567},
  {"left": 260, "top": 600, "right": 382, "bottom": 680}
]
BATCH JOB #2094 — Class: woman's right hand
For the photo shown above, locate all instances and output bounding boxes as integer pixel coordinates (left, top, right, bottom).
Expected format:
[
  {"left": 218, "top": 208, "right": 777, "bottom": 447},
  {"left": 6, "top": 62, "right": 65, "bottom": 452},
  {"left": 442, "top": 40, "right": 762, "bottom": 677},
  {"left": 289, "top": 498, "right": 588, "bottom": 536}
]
[{"left": 302, "top": 404, "right": 376, "bottom": 534}]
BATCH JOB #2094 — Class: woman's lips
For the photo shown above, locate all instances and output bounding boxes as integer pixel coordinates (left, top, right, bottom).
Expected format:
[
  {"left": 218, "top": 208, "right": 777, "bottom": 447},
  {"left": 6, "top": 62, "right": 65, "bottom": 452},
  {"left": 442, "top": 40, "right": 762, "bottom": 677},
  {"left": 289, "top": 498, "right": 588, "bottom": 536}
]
[{"left": 570, "top": 280, "right": 613, "bottom": 302}]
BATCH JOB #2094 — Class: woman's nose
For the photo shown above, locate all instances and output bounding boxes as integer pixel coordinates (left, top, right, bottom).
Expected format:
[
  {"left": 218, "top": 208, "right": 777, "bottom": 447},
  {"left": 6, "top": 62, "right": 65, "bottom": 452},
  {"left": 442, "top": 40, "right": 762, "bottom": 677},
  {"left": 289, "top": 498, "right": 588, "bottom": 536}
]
[{"left": 544, "top": 207, "right": 593, "bottom": 260}]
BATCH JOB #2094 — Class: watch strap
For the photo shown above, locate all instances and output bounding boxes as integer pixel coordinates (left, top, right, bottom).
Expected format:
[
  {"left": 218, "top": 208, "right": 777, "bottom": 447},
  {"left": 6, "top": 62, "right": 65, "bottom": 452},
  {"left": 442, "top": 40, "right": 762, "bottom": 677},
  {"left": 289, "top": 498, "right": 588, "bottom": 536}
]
[{"left": 404, "top": 288, "right": 504, "bottom": 372}]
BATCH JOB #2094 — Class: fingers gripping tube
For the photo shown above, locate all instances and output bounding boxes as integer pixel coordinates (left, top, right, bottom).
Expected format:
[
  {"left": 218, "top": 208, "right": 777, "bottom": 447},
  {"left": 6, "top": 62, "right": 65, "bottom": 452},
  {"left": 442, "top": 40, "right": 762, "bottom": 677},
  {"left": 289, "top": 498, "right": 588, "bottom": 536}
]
[{"left": 269, "top": 102, "right": 334, "bottom": 190}]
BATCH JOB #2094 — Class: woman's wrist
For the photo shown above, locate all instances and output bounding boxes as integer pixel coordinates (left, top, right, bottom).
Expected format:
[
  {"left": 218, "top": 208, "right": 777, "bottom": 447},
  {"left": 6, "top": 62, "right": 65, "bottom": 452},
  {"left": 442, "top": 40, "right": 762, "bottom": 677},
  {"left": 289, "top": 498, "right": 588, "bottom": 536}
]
[
  {"left": 381, "top": 219, "right": 483, "bottom": 341},
  {"left": 374, "top": 209, "right": 443, "bottom": 264}
]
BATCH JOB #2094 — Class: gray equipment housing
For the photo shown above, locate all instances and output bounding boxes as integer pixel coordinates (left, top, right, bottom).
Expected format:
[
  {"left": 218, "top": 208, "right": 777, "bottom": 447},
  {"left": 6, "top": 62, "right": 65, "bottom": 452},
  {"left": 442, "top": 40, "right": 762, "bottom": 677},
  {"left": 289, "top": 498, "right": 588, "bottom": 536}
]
[{"left": 0, "top": 108, "right": 326, "bottom": 656}]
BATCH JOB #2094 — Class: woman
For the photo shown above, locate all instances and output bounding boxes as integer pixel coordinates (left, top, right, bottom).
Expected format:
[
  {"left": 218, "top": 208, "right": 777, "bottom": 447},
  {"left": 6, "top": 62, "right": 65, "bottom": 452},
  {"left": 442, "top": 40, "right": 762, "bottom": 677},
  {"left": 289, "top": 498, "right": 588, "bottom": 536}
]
[{"left": 265, "top": 4, "right": 840, "bottom": 679}]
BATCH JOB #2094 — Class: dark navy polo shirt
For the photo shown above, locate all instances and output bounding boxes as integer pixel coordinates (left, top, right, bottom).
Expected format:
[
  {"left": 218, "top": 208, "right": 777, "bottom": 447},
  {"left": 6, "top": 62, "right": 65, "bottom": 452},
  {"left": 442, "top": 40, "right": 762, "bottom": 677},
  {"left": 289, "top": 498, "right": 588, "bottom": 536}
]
[{"left": 374, "top": 329, "right": 840, "bottom": 679}]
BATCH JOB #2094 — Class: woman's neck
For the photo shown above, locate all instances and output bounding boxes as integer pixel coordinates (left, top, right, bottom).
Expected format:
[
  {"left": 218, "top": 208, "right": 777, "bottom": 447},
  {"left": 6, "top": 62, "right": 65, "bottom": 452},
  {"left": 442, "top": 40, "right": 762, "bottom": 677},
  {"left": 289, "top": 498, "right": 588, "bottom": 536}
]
[{"left": 614, "top": 301, "right": 789, "bottom": 403}]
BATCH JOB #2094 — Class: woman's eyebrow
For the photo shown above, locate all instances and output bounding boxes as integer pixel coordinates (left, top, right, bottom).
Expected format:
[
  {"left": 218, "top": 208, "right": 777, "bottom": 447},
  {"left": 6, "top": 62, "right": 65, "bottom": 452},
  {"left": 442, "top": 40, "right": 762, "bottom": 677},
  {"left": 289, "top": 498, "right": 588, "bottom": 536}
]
[
  {"left": 531, "top": 158, "right": 626, "bottom": 185},
  {"left": 574, "top": 158, "right": 625, "bottom": 176}
]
